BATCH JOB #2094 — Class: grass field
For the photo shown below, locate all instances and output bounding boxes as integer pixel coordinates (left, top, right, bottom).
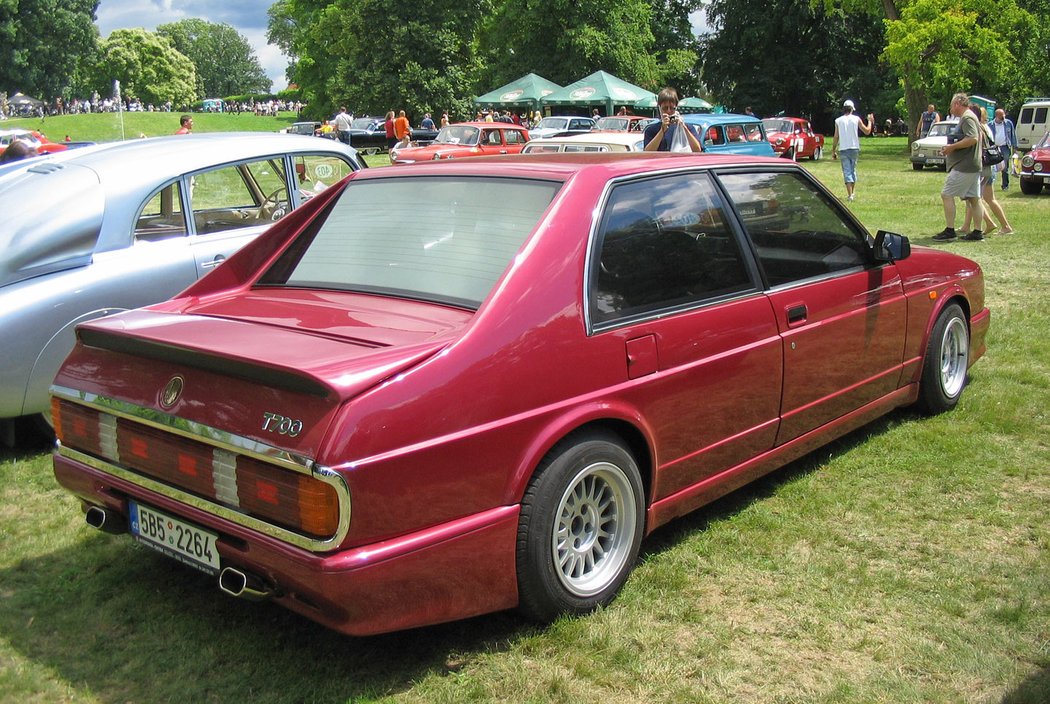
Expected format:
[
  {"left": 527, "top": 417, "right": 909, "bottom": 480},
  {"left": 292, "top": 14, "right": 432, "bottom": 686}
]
[{"left": 0, "top": 126, "right": 1047, "bottom": 703}]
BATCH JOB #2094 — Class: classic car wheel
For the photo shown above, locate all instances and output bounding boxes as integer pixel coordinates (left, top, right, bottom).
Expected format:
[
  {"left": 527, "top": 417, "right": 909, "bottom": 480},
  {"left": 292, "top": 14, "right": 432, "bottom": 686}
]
[
  {"left": 917, "top": 303, "right": 969, "bottom": 414},
  {"left": 812, "top": 147, "right": 823, "bottom": 161},
  {"left": 912, "top": 162, "right": 924, "bottom": 171},
  {"left": 1019, "top": 178, "right": 1043, "bottom": 195},
  {"left": 516, "top": 430, "right": 644, "bottom": 622}
]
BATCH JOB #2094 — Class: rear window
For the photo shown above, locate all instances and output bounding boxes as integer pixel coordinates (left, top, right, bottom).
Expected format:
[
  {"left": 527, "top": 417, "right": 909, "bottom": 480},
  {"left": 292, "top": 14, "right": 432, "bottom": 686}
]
[{"left": 259, "top": 177, "right": 560, "bottom": 307}]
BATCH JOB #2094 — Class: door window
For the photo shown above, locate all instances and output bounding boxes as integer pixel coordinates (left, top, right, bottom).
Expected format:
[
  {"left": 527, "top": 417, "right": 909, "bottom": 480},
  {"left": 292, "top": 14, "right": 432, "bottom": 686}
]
[
  {"left": 190, "top": 158, "right": 289, "bottom": 234},
  {"left": 717, "top": 171, "right": 869, "bottom": 287},
  {"left": 293, "top": 154, "right": 355, "bottom": 199},
  {"left": 503, "top": 129, "right": 527, "bottom": 145},
  {"left": 591, "top": 172, "right": 755, "bottom": 325},
  {"left": 135, "top": 183, "right": 186, "bottom": 240}
]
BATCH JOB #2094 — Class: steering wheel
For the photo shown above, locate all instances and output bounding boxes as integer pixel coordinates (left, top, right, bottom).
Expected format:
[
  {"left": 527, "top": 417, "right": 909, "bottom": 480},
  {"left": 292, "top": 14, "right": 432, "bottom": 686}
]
[{"left": 258, "top": 187, "right": 288, "bottom": 220}]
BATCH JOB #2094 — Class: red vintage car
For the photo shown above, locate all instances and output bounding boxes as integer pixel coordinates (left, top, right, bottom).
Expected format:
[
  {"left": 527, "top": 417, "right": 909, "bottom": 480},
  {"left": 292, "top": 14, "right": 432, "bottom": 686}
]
[
  {"left": 0, "top": 128, "right": 68, "bottom": 156},
  {"left": 1019, "top": 131, "right": 1050, "bottom": 194},
  {"left": 52, "top": 153, "right": 988, "bottom": 636},
  {"left": 389, "top": 121, "right": 529, "bottom": 163},
  {"left": 762, "top": 117, "right": 825, "bottom": 160}
]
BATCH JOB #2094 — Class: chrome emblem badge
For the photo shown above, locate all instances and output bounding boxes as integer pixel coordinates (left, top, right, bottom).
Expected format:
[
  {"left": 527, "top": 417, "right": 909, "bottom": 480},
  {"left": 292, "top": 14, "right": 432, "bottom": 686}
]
[{"left": 160, "top": 376, "right": 184, "bottom": 409}]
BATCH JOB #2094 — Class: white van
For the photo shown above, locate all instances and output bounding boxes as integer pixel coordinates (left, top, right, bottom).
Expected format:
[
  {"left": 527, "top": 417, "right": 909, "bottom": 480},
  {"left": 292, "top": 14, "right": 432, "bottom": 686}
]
[{"left": 1016, "top": 98, "right": 1050, "bottom": 150}]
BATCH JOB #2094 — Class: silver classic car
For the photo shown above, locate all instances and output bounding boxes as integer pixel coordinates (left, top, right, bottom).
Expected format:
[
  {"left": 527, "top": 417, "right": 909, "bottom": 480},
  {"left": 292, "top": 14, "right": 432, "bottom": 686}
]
[{"left": 0, "top": 133, "right": 363, "bottom": 443}]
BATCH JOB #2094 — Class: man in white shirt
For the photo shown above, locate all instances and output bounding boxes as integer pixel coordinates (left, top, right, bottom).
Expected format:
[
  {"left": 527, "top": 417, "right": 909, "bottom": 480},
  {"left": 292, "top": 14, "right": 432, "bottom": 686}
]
[
  {"left": 333, "top": 106, "right": 353, "bottom": 145},
  {"left": 832, "top": 99, "right": 874, "bottom": 202}
]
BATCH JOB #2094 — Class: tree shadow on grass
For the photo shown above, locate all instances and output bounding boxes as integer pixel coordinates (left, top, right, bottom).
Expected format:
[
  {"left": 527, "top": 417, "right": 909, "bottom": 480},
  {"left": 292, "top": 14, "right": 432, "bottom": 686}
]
[
  {"left": 0, "top": 531, "right": 530, "bottom": 703},
  {"left": 1001, "top": 664, "right": 1050, "bottom": 704}
]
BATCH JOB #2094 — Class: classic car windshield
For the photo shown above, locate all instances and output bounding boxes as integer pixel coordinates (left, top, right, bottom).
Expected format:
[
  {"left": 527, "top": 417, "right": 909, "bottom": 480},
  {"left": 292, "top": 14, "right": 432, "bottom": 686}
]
[
  {"left": 434, "top": 125, "right": 480, "bottom": 145},
  {"left": 928, "top": 123, "right": 953, "bottom": 138},
  {"left": 536, "top": 118, "right": 568, "bottom": 130},
  {"left": 596, "top": 117, "right": 628, "bottom": 131},
  {"left": 259, "top": 176, "right": 561, "bottom": 307},
  {"left": 1034, "top": 131, "right": 1050, "bottom": 149},
  {"left": 762, "top": 119, "right": 793, "bottom": 134},
  {"left": 351, "top": 118, "right": 377, "bottom": 130}
]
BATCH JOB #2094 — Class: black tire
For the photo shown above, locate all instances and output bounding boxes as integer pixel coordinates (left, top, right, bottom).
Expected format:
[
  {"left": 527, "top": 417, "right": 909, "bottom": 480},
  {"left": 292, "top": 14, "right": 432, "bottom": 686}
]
[
  {"left": 1019, "top": 178, "right": 1043, "bottom": 195},
  {"left": 912, "top": 162, "right": 924, "bottom": 171},
  {"left": 516, "top": 430, "right": 644, "bottom": 623},
  {"left": 916, "top": 303, "right": 969, "bottom": 414}
]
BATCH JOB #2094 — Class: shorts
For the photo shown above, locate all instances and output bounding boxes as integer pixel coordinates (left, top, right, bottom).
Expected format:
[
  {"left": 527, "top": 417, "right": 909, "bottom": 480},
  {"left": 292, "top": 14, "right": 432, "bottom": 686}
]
[
  {"left": 942, "top": 169, "right": 980, "bottom": 199},
  {"left": 838, "top": 148, "right": 860, "bottom": 184}
]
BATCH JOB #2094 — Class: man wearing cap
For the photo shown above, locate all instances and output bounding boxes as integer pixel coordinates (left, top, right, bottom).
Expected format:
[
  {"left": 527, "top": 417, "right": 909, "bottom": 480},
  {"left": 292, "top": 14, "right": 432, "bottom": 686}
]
[{"left": 832, "top": 99, "right": 874, "bottom": 202}]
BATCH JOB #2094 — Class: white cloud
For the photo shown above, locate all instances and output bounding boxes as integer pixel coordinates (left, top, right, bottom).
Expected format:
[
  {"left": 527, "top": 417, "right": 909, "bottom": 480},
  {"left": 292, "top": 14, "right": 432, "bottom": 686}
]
[{"left": 95, "top": 0, "right": 288, "bottom": 92}]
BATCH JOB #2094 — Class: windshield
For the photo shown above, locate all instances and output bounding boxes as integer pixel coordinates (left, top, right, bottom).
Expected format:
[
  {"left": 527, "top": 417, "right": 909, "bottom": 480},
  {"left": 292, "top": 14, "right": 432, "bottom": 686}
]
[
  {"left": 351, "top": 118, "right": 377, "bottom": 129},
  {"left": 1035, "top": 131, "right": 1050, "bottom": 149},
  {"left": 762, "top": 119, "right": 793, "bottom": 134},
  {"left": 928, "top": 123, "right": 952, "bottom": 138},
  {"left": 434, "top": 125, "right": 480, "bottom": 146},
  {"left": 596, "top": 117, "right": 628, "bottom": 131},
  {"left": 536, "top": 118, "right": 568, "bottom": 130},
  {"left": 258, "top": 176, "right": 562, "bottom": 307}
]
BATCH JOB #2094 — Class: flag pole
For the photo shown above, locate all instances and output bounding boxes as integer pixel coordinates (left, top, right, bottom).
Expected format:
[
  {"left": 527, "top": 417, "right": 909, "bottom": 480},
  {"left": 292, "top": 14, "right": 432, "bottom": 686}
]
[{"left": 114, "top": 80, "right": 125, "bottom": 140}]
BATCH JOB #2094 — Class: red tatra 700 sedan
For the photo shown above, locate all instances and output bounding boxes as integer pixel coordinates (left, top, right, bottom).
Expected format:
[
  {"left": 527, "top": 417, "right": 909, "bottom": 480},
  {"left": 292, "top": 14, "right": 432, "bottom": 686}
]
[{"left": 52, "top": 153, "right": 988, "bottom": 635}]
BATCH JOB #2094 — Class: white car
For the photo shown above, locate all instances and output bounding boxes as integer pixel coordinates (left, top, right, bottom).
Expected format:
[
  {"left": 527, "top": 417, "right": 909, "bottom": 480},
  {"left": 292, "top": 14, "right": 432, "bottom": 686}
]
[
  {"left": 521, "top": 131, "right": 645, "bottom": 154},
  {"left": 911, "top": 120, "right": 958, "bottom": 170},
  {"left": 528, "top": 116, "right": 596, "bottom": 139}
]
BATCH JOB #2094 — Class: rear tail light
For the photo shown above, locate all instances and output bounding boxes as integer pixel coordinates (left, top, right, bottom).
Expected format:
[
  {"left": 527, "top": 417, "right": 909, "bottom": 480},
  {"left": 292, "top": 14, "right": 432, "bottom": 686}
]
[{"left": 53, "top": 398, "right": 340, "bottom": 540}]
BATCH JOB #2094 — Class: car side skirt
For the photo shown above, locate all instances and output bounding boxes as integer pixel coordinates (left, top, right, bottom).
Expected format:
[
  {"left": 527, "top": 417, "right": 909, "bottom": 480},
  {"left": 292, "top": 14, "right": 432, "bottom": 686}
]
[{"left": 647, "top": 384, "right": 917, "bottom": 530}]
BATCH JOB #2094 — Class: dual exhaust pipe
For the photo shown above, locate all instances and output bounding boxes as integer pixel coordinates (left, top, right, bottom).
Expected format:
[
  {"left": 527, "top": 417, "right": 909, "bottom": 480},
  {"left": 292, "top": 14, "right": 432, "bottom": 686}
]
[{"left": 85, "top": 505, "right": 276, "bottom": 601}]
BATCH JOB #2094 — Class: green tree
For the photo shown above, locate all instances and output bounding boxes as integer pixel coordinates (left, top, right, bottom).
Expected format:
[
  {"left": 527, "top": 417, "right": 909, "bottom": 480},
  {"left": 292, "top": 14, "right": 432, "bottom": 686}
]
[
  {"left": 648, "top": 0, "right": 704, "bottom": 96},
  {"left": 92, "top": 28, "right": 198, "bottom": 108},
  {"left": 0, "top": 0, "right": 99, "bottom": 101},
  {"left": 478, "top": 0, "right": 658, "bottom": 90},
  {"left": 267, "top": 0, "right": 340, "bottom": 114},
  {"left": 700, "top": 0, "right": 895, "bottom": 131},
  {"left": 158, "top": 19, "right": 271, "bottom": 98},
  {"left": 815, "top": 0, "right": 1040, "bottom": 136}
]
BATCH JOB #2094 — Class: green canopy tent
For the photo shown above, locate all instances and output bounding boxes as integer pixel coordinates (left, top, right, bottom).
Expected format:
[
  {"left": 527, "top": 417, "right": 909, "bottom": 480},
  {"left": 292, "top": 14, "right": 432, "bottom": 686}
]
[
  {"left": 633, "top": 95, "right": 714, "bottom": 114},
  {"left": 473, "top": 73, "right": 563, "bottom": 114},
  {"left": 541, "top": 71, "right": 655, "bottom": 117}
]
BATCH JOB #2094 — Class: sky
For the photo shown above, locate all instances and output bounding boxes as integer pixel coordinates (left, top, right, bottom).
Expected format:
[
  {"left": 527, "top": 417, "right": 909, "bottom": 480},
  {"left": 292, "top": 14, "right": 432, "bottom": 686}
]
[{"left": 95, "top": 0, "right": 290, "bottom": 92}]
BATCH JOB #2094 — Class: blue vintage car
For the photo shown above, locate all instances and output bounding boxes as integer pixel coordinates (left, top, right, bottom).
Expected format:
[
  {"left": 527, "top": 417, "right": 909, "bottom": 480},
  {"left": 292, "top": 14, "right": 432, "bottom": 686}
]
[
  {"left": 0, "top": 133, "right": 364, "bottom": 443},
  {"left": 683, "top": 113, "right": 775, "bottom": 156}
]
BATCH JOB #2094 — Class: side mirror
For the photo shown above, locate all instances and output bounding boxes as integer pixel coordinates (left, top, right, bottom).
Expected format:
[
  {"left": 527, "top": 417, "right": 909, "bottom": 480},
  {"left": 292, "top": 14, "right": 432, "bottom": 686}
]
[{"left": 873, "top": 230, "right": 911, "bottom": 262}]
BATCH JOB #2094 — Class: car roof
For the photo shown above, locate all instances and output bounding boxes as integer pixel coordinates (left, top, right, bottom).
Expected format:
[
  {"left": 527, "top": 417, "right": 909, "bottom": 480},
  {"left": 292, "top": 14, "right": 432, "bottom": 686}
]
[
  {"left": 0, "top": 133, "right": 359, "bottom": 288},
  {"left": 453, "top": 121, "right": 527, "bottom": 129},
  {"left": 684, "top": 113, "right": 763, "bottom": 126},
  {"left": 353, "top": 151, "right": 784, "bottom": 183},
  {"left": 525, "top": 132, "right": 643, "bottom": 147}
]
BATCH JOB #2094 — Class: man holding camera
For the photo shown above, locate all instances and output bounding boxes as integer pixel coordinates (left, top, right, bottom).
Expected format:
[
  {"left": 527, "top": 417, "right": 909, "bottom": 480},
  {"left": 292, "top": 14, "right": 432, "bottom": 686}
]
[{"left": 644, "top": 87, "right": 703, "bottom": 152}]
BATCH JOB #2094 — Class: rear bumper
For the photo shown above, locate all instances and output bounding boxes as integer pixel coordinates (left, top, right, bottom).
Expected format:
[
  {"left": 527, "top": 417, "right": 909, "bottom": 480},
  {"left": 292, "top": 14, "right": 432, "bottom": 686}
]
[{"left": 53, "top": 453, "right": 520, "bottom": 636}]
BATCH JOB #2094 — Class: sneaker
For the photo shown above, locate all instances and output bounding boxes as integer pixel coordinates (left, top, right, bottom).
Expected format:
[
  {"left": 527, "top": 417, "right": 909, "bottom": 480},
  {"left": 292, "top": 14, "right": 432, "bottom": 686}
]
[
  {"left": 847, "top": 194, "right": 855, "bottom": 202},
  {"left": 962, "top": 230, "right": 984, "bottom": 241},
  {"left": 932, "top": 228, "right": 957, "bottom": 241},
  {"left": 1002, "top": 184, "right": 1009, "bottom": 190}
]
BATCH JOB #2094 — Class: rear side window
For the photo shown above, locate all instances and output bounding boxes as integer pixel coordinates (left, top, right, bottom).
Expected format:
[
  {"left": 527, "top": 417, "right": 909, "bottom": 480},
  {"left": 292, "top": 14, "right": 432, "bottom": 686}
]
[
  {"left": 1036, "top": 107, "right": 1048, "bottom": 124},
  {"left": 718, "top": 171, "right": 869, "bottom": 287},
  {"left": 591, "top": 172, "right": 754, "bottom": 325},
  {"left": 136, "top": 183, "right": 186, "bottom": 240},
  {"left": 1019, "top": 108, "right": 1033, "bottom": 124},
  {"left": 504, "top": 129, "right": 527, "bottom": 145}
]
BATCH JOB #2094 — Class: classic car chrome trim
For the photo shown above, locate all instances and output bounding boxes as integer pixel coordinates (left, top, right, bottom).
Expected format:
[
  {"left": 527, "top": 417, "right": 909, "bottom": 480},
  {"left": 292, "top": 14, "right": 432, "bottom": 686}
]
[
  {"left": 51, "top": 385, "right": 351, "bottom": 550},
  {"left": 52, "top": 385, "right": 314, "bottom": 470},
  {"left": 59, "top": 445, "right": 350, "bottom": 551}
]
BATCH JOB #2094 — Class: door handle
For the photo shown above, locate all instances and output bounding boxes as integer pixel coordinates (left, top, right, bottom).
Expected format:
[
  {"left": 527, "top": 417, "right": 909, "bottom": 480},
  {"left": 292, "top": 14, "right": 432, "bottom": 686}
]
[
  {"left": 786, "top": 304, "right": 807, "bottom": 325},
  {"left": 201, "top": 254, "right": 227, "bottom": 270}
]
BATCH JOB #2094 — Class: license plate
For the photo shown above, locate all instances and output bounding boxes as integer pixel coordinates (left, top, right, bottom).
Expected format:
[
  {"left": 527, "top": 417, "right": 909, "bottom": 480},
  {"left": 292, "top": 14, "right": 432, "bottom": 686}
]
[
  {"left": 927, "top": 157, "right": 944, "bottom": 164},
  {"left": 129, "top": 502, "right": 220, "bottom": 575}
]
